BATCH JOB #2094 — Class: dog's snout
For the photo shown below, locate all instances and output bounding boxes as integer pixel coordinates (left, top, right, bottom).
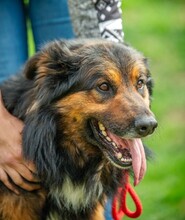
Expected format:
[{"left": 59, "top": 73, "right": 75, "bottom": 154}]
[{"left": 135, "top": 116, "right": 158, "bottom": 136}]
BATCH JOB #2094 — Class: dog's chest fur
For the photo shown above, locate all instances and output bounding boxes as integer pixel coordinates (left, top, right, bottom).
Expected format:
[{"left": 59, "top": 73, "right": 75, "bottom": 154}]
[
  {"left": 44, "top": 157, "right": 119, "bottom": 219},
  {"left": 50, "top": 176, "right": 103, "bottom": 210}
]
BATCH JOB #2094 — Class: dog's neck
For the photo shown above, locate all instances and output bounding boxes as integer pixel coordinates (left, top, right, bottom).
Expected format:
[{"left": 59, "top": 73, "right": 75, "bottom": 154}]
[
  {"left": 44, "top": 135, "right": 112, "bottom": 217},
  {"left": 46, "top": 143, "right": 106, "bottom": 219},
  {"left": 49, "top": 174, "right": 104, "bottom": 211}
]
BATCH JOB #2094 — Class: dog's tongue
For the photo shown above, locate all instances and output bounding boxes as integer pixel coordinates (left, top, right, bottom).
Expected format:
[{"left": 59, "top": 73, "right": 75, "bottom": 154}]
[
  {"left": 128, "top": 139, "right": 147, "bottom": 186},
  {"left": 107, "top": 132, "right": 147, "bottom": 186}
]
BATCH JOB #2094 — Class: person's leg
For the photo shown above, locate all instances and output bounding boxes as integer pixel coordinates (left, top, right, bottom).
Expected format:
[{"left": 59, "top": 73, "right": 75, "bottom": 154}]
[
  {"left": 104, "top": 199, "right": 113, "bottom": 220},
  {"left": 0, "top": 0, "right": 28, "bottom": 82},
  {"left": 29, "top": 0, "right": 74, "bottom": 51}
]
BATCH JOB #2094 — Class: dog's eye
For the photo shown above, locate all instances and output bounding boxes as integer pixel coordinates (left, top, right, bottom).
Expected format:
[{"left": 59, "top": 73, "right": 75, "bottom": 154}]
[
  {"left": 137, "top": 79, "right": 145, "bottom": 90},
  {"left": 98, "top": 83, "right": 110, "bottom": 92}
]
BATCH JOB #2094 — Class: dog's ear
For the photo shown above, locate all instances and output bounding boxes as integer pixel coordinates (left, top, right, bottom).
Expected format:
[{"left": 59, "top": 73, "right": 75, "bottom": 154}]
[
  {"left": 23, "top": 52, "right": 41, "bottom": 80},
  {"left": 23, "top": 40, "right": 81, "bottom": 80},
  {"left": 23, "top": 107, "right": 60, "bottom": 186},
  {"left": 143, "top": 58, "right": 153, "bottom": 97},
  {"left": 23, "top": 41, "right": 83, "bottom": 106}
]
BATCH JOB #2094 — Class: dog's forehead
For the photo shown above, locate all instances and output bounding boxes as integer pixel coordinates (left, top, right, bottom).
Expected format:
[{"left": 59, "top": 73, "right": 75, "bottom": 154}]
[
  {"left": 84, "top": 42, "right": 148, "bottom": 82},
  {"left": 71, "top": 42, "right": 149, "bottom": 91},
  {"left": 36, "top": 40, "right": 149, "bottom": 89}
]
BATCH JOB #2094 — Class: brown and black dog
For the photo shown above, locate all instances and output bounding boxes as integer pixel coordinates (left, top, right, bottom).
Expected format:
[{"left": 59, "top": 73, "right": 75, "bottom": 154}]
[{"left": 0, "top": 39, "right": 157, "bottom": 220}]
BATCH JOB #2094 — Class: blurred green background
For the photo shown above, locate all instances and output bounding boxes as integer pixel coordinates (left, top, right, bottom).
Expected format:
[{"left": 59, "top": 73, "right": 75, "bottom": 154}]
[
  {"left": 121, "top": 0, "right": 185, "bottom": 219},
  {"left": 27, "top": 0, "right": 185, "bottom": 219}
]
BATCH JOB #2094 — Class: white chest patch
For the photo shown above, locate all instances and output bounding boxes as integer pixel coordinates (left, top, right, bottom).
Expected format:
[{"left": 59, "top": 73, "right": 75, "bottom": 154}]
[{"left": 49, "top": 176, "right": 103, "bottom": 211}]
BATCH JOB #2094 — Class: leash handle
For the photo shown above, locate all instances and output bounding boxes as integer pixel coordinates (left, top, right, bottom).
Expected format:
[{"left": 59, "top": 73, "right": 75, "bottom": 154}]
[{"left": 112, "top": 172, "right": 143, "bottom": 220}]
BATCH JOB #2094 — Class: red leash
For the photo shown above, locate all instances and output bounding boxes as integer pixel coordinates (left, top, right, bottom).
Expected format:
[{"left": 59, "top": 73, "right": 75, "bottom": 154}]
[{"left": 112, "top": 171, "right": 143, "bottom": 220}]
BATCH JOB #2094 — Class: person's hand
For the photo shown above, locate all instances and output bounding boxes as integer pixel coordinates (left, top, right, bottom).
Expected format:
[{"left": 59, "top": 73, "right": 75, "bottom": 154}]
[{"left": 0, "top": 91, "right": 40, "bottom": 194}]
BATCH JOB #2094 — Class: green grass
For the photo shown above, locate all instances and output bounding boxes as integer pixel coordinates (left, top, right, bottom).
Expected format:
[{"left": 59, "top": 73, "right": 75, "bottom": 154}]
[{"left": 121, "top": 0, "right": 185, "bottom": 219}]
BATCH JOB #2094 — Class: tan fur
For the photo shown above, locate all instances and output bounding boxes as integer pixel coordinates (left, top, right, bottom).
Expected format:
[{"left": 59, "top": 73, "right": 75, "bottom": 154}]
[
  {"left": 0, "top": 190, "right": 46, "bottom": 220},
  {"left": 91, "top": 203, "right": 105, "bottom": 220}
]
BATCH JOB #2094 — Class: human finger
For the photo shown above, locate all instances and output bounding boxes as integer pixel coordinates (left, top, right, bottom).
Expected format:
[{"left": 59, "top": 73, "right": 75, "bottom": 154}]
[
  {"left": 24, "top": 161, "right": 38, "bottom": 174},
  {"left": 13, "top": 162, "right": 40, "bottom": 183},
  {"left": 0, "top": 169, "right": 20, "bottom": 194},
  {"left": 5, "top": 167, "right": 41, "bottom": 191}
]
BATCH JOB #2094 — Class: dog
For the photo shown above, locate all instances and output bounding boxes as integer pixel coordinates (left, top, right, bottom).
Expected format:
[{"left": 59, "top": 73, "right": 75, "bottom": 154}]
[{"left": 0, "top": 39, "right": 157, "bottom": 220}]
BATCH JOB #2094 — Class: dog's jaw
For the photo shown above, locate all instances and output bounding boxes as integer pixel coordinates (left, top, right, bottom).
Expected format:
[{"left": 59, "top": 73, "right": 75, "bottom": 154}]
[{"left": 90, "top": 120, "right": 147, "bottom": 186}]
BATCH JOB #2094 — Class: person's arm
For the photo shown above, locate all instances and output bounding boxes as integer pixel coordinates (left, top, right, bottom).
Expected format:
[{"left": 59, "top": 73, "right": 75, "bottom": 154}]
[
  {"left": 68, "top": 0, "right": 124, "bottom": 42},
  {"left": 0, "top": 92, "right": 40, "bottom": 194},
  {"left": 93, "top": 0, "right": 124, "bottom": 42}
]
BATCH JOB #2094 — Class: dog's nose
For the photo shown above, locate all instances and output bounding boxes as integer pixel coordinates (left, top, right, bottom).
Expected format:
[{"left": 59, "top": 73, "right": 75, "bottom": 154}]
[{"left": 135, "top": 116, "right": 158, "bottom": 136}]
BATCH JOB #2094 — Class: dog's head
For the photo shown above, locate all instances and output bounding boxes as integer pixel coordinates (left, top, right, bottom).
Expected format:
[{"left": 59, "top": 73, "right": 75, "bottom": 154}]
[{"left": 23, "top": 39, "right": 157, "bottom": 186}]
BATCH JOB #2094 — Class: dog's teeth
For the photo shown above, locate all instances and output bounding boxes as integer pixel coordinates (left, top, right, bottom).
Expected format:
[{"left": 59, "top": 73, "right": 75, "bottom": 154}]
[
  {"left": 102, "top": 131, "right": 107, "bottom": 137},
  {"left": 98, "top": 121, "right": 119, "bottom": 149},
  {"left": 106, "top": 137, "right": 111, "bottom": 142},
  {"left": 121, "top": 158, "right": 132, "bottom": 162},
  {"left": 112, "top": 142, "right": 117, "bottom": 147},
  {"left": 116, "top": 152, "right": 122, "bottom": 159},
  {"left": 122, "top": 158, "right": 126, "bottom": 162},
  {"left": 98, "top": 122, "right": 105, "bottom": 131}
]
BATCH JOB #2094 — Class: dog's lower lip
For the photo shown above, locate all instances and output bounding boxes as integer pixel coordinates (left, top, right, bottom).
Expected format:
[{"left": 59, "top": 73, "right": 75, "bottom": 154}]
[{"left": 90, "top": 120, "right": 132, "bottom": 169}]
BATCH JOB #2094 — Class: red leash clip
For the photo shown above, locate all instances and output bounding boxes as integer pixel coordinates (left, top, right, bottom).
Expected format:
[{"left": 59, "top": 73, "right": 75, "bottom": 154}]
[{"left": 112, "top": 172, "right": 143, "bottom": 220}]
